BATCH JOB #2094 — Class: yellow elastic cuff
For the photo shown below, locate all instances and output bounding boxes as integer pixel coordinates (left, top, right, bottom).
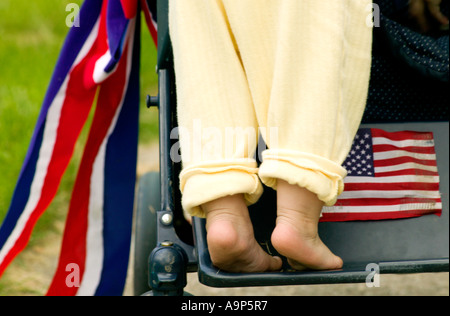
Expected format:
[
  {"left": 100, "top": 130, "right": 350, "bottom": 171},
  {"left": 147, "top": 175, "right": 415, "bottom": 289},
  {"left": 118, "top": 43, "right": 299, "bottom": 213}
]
[
  {"left": 180, "top": 160, "right": 264, "bottom": 218},
  {"left": 258, "top": 149, "right": 347, "bottom": 206}
]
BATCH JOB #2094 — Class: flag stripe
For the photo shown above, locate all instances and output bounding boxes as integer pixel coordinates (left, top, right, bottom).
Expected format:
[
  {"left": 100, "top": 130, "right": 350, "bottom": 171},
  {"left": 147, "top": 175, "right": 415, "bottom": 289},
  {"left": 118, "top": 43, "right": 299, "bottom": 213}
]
[
  {"left": 338, "top": 189, "right": 441, "bottom": 199},
  {"left": 374, "top": 151, "right": 437, "bottom": 160},
  {"left": 344, "top": 175, "right": 439, "bottom": 184},
  {"left": 374, "top": 169, "right": 439, "bottom": 177},
  {"left": 324, "top": 202, "right": 442, "bottom": 214},
  {"left": 372, "top": 137, "right": 435, "bottom": 148},
  {"left": 141, "top": 0, "right": 158, "bottom": 45},
  {"left": 371, "top": 128, "right": 434, "bottom": 141},
  {"left": 344, "top": 182, "right": 439, "bottom": 191},
  {"left": 374, "top": 156, "right": 437, "bottom": 167},
  {"left": 321, "top": 209, "right": 439, "bottom": 222},
  {"left": 373, "top": 144, "right": 436, "bottom": 154},
  {"left": 331, "top": 197, "right": 442, "bottom": 207},
  {"left": 375, "top": 162, "right": 438, "bottom": 173}
]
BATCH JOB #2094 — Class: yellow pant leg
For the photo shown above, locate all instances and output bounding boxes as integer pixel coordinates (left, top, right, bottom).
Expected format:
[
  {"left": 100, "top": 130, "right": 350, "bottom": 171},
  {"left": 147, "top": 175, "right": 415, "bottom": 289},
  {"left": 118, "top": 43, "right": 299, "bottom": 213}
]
[{"left": 170, "top": 0, "right": 263, "bottom": 217}]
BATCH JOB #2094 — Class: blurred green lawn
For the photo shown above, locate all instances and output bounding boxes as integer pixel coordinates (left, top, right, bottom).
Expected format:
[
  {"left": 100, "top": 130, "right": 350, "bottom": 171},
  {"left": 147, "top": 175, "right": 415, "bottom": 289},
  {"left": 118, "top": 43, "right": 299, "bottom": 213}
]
[{"left": 0, "top": 0, "right": 159, "bottom": 293}]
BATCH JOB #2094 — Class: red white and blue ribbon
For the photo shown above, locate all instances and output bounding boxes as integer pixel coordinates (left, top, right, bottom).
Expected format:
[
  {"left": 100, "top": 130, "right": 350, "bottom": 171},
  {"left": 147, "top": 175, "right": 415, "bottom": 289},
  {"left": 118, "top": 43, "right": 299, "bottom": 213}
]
[{"left": 0, "top": 0, "right": 157, "bottom": 296}]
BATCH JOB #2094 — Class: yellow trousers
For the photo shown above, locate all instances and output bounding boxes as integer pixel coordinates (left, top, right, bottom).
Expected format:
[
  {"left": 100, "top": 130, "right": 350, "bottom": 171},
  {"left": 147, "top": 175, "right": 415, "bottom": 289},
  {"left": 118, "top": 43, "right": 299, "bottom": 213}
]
[{"left": 169, "top": 0, "right": 373, "bottom": 218}]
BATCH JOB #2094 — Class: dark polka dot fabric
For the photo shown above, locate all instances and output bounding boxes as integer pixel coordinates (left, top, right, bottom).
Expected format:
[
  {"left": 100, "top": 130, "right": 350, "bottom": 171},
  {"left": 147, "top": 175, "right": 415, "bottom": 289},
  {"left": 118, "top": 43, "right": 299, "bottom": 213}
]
[{"left": 363, "top": 0, "right": 449, "bottom": 123}]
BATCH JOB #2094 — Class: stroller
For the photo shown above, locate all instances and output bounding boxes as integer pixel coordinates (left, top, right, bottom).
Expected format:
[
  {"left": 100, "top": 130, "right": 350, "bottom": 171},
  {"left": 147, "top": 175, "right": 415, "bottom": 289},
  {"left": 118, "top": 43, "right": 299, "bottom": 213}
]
[{"left": 133, "top": 0, "right": 449, "bottom": 296}]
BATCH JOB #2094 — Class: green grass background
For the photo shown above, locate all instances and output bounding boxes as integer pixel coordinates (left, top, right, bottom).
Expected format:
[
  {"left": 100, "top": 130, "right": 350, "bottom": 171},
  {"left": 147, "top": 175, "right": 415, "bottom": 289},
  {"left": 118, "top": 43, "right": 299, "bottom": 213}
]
[{"left": 0, "top": 0, "right": 158, "bottom": 294}]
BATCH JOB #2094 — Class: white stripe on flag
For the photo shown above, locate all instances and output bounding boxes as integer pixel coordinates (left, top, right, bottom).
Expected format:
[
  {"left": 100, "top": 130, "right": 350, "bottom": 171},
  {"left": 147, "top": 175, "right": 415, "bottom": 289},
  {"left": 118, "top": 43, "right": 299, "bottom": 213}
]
[
  {"left": 372, "top": 137, "right": 435, "bottom": 147},
  {"left": 93, "top": 50, "right": 118, "bottom": 84},
  {"left": 374, "top": 151, "right": 436, "bottom": 160},
  {"left": 76, "top": 140, "right": 106, "bottom": 296},
  {"left": 375, "top": 163, "right": 438, "bottom": 173},
  {"left": 337, "top": 189, "right": 442, "bottom": 200},
  {"left": 344, "top": 175, "right": 440, "bottom": 184},
  {"left": 323, "top": 202, "right": 443, "bottom": 214}
]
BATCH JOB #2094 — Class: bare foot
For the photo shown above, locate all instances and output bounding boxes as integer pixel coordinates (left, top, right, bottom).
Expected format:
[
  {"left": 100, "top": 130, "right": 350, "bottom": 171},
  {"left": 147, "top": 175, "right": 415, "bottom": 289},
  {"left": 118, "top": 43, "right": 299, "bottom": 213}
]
[
  {"left": 271, "top": 180, "right": 343, "bottom": 271},
  {"left": 202, "top": 194, "right": 282, "bottom": 273}
]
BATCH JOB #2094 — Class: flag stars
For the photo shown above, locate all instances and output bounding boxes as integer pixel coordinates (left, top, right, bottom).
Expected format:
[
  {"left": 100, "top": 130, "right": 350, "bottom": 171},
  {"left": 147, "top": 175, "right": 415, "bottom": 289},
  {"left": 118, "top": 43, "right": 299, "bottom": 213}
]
[{"left": 343, "top": 129, "right": 375, "bottom": 177}]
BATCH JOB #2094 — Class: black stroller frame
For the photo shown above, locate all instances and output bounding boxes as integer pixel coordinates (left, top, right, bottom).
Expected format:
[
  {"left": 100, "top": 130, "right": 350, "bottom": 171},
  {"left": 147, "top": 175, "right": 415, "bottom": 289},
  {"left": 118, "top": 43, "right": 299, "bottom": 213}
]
[{"left": 133, "top": 0, "right": 449, "bottom": 296}]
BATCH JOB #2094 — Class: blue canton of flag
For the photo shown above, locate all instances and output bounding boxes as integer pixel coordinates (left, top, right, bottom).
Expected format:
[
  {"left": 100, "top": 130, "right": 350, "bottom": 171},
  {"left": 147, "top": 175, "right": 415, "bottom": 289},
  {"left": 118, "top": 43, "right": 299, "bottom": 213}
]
[{"left": 343, "top": 128, "right": 375, "bottom": 177}]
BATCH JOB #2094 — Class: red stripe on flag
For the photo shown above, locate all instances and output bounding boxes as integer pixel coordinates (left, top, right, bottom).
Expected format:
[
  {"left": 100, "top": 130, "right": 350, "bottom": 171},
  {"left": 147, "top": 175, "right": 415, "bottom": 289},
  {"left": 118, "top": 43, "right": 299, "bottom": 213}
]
[
  {"left": 374, "top": 169, "right": 439, "bottom": 177},
  {"left": 344, "top": 182, "right": 440, "bottom": 191},
  {"left": 371, "top": 128, "right": 434, "bottom": 141},
  {"left": 120, "top": 0, "right": 138, "bottom": 19},
  {"left": 374, "top": 157, "right": 437, "bottom": 167},
  {"left": 141, "top": 0, "right": 157, "bottom": 45}
]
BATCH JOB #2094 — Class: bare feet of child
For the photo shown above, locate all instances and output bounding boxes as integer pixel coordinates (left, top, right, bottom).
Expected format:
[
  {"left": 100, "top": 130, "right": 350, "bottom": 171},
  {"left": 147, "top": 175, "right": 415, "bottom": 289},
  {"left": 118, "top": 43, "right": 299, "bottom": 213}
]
[
  {"left": 271, "top": 180, "right": 343, "bottom": 271},
  {"left": 202, "top": 194, "right": 282, "bottom": 273}
]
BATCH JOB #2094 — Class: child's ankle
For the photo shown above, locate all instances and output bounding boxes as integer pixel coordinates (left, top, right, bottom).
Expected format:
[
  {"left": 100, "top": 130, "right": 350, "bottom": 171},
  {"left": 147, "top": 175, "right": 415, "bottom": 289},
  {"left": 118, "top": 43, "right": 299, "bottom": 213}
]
[
  {"left": 202, "top": 194, "right": 248, "bottom": 226},
  {"left": 276, "top": 180, "right": 324, "bottom": 221}
]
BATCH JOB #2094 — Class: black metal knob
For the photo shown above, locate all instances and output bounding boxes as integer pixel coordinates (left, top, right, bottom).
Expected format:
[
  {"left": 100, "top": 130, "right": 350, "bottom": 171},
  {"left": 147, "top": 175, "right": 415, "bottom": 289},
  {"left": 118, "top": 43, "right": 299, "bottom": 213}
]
[{"left": 146, "top": 95, "right": 159, "bottom": 108}]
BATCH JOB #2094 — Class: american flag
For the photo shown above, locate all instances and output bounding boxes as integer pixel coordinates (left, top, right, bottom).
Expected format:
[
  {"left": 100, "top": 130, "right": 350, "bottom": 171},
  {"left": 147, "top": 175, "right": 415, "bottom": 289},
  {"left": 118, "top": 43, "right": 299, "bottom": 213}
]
[{"left": 321, "top": 128, "right": 442, "bottom": 222}]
